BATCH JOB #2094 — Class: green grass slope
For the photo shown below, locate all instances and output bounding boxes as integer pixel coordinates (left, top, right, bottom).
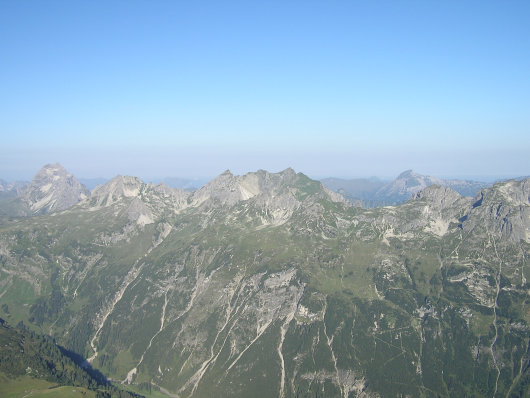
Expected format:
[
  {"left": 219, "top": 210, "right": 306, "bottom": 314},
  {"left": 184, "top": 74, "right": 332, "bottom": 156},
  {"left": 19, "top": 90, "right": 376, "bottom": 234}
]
[{"left": 0, "top": 319, "right": 143, "bottom": 398}]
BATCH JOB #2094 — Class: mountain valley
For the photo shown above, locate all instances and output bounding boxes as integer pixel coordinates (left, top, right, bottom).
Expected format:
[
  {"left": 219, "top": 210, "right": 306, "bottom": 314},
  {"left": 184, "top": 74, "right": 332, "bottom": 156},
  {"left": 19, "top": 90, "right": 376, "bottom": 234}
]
[{"left": 0, "top": 164, "right": 528, "bottom": 397}]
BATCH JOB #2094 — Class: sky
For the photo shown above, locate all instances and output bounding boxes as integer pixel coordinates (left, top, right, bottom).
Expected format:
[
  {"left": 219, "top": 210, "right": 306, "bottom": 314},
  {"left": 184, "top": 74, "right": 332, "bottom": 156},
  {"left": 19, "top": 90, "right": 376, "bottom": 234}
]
[{"left": 1, "top": 0, "right": 529, "bottom": 182}]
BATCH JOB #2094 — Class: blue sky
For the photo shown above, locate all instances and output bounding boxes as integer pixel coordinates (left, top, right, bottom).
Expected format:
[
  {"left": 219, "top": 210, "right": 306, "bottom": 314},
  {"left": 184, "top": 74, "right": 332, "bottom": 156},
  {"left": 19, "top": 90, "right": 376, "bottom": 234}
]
[{"left": 1, "top": 0, "right": 529, "bottom": 181}]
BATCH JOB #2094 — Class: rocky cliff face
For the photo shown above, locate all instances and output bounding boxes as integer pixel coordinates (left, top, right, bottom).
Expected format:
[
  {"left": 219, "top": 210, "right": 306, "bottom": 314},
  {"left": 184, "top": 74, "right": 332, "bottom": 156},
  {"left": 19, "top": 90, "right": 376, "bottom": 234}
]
[
  {"left": 0, "top": 167, "right": 528, "bottom": 398},
  {"left": 21, "top": 163, "right": 89, "bottom": 214},
  {"left": 189, "top": 168, "right": 348, "bottom": 226},
  {"left": 462, "top": 178, "right": 530, "bottom": 243},
  {"left": 191, "top": 168, "right": 346, "bottom": 207},
  {"left": 90, "top": 175, "right": 145, "bottom": 207},
  {"left": 87, "top": 175, "right": 190, "bottom": 226},
  {"left": 373, "top": 184, "right": 473, "bottom": 237}
]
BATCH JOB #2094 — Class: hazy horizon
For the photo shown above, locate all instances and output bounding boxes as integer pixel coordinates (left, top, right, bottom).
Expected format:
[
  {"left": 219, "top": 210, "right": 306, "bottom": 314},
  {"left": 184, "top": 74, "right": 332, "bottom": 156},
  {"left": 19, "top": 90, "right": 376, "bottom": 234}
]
[
  {"left": 1, "top": 160, "right": 524, "bottom": 186},
  {"left": 1, "top": 1, "right": 528, "bottom": 182}
]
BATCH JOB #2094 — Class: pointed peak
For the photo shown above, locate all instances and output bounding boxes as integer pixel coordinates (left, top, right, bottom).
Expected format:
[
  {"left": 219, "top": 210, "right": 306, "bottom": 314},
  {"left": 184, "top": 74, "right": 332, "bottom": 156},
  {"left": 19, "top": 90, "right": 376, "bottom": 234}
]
[
  {"left": 23, "top": 163, "right": 88, "bottom": 213},
  {"left": 397, "top": 169, "right": 415, "bottom": 179},
  {"left": 255, "top": 169, "right": 269, "bottom": 176},
  {"left": 204, "top": 170, "right": 235, "bottom": 186},
  {"left": 34, "top": 163, "right": 70, "bottom": 178},
  {"left": 279, "top": 167, "right": 297, "bottom": 177},
  {"left": 90, "top": 175, "right": 144, "bottom": 206}
]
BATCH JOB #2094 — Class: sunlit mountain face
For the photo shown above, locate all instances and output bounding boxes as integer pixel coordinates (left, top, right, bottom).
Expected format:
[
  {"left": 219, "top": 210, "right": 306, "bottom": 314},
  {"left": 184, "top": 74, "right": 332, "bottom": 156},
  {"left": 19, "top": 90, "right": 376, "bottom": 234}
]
[{"left": 0, "top": 164, "right": 528, "bottom": 397}]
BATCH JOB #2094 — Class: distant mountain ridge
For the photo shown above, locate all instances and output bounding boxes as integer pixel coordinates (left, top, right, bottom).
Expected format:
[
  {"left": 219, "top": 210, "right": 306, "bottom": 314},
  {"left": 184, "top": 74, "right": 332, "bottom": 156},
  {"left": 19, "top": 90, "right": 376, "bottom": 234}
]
[
  {"left": 0, "top": 166, "right": 517, "bottom": 217},
  {"left": 1, "top": 165, "right": 348, "bottom": 221},
  {"left": 321, "top": 169, "right": 491, "bottom": 207},
  {"left": 0, "top": 179, "right": 27, "bottom": 194}
]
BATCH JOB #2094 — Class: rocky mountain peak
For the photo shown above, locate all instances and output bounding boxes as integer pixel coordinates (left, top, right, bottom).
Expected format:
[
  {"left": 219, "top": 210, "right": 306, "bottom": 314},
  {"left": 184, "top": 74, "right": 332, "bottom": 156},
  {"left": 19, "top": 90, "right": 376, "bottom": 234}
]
[
  {"left": 90, "top": 175, "right": 144, "bottom": 207},
  {"left": 30, "top": 163, "right": 66, "bottom": 183},
  {"left": 190, "top": 168, "right": 347, "bottom": 209},
  {"left": 396, "top": 169, "right": 416, "bottom": 179},
  {"left": 190, "top": 169, "right": 265, "bottom": 207},
  {"left": 471, "top": 178, "right": 530, "bottom": 209},
  {"left": 493, "top": 178, "right": 529, "bottom": 206},
  {"left": 463, "top": 178, "right": 530, "bottom": 242},
  {"left": 279, "top": 167, "right": 296, "bottom": 178},
  {"left": 371, "top": 170, "right": 489, "bottom": 205},
  {"left": 22, "top": 163, "right": 88, "bottom": 214},
  {"left": 375, "top": 170, "right": 440, "bottom": 203},
  {"left": 411, "top": 184, "right": 463, "bottom": 208}
]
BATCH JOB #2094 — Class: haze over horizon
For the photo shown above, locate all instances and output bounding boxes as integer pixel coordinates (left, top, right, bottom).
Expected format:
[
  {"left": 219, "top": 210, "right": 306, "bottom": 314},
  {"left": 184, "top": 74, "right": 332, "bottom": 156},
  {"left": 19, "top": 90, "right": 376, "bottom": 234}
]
[
  {"left": 0, "top": 161, "right": 524, "bottom": 186},
  {"left": 1, "top": 1, "right": 529, "bottom": 181}
]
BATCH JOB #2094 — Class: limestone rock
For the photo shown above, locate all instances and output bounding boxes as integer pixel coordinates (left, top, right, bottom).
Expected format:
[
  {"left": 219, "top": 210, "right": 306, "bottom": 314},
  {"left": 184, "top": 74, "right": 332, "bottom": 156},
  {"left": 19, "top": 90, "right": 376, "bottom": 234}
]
[{"left": 22, "top": 163, "right": 88, "bottom": 214}]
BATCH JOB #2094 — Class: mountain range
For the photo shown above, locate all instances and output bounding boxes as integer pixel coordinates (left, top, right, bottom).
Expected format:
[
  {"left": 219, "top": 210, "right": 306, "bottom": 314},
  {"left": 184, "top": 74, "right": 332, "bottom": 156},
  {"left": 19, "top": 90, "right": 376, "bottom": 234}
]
[
  {"left": 0, "top": 165, "right": 494, "bottom": 219},
  {"left": 0, "top": 163, "right": 528, "bottom": 397},
  {"left": 321, "top": 170, "right": 491, "bottom": 207}
]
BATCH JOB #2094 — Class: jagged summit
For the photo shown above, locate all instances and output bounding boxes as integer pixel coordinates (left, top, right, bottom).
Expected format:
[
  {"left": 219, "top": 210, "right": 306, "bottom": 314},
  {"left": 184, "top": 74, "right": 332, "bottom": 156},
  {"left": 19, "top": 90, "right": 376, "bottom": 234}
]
[
  {"left": 190, "top": 168, "right": 346, "bottom": 208},
  {"left": 92, "top": 175, "right": 143, "bottom": 198},
  {"left": 22, "top": 163, "right": 88, "bottom": 214},
  {"left": 463, "top": 178, "right": 530, "bottom": 242},
  {"left": 89, "top": 175, "right": 145, "bottom": 207},
  {"left": 396, "top": 169, "right": 415, "bottom": 179},
  {"left": 490, "top": 178, "right": 530, "bottom": 206},
  {"left": 86, "top": 175, "right": 191, "bottom": 227},
  {"left": 279, "top": 167, "right": 296, "bottom": 177},
  {"left": 411, "top": 184, "right": 463, "bottom": 207}
]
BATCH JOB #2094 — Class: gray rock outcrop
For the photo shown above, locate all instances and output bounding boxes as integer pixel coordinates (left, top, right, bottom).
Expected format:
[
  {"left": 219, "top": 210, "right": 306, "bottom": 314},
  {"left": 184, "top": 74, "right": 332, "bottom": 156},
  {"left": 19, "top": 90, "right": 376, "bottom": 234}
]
[{"left": 22, "top": 163, "right": 89, "bottom": 214}]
